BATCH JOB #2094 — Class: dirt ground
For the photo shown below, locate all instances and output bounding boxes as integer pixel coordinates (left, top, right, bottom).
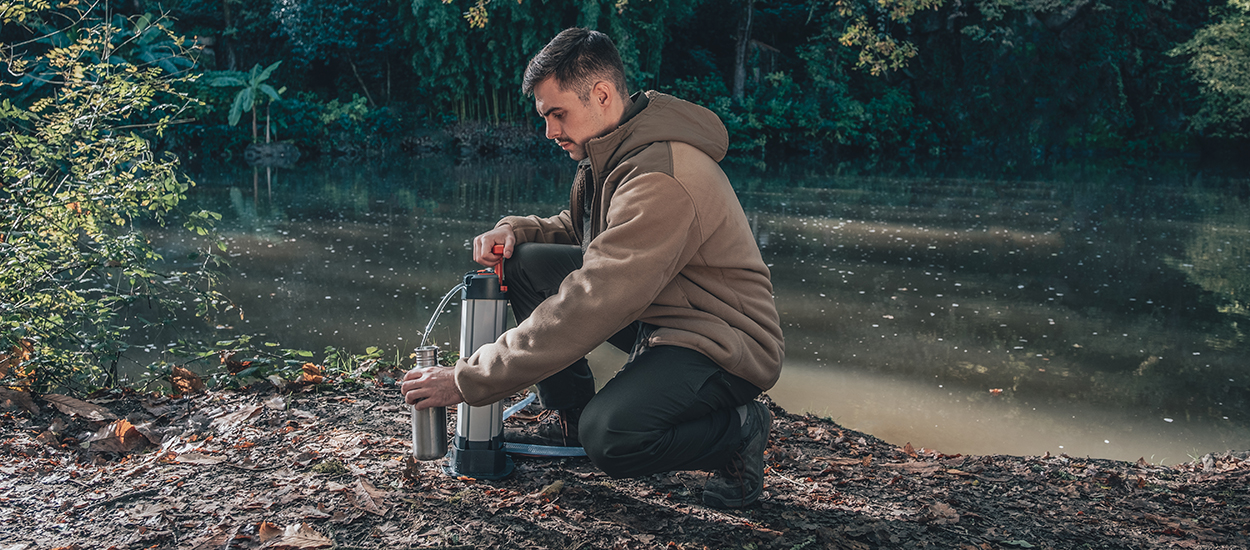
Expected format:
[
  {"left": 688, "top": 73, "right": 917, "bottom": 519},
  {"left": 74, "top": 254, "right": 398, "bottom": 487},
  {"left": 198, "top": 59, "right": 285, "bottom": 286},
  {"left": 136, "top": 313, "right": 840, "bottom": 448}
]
[{"left": 1, "top": 383, "right": 1247, "bottom": 550}]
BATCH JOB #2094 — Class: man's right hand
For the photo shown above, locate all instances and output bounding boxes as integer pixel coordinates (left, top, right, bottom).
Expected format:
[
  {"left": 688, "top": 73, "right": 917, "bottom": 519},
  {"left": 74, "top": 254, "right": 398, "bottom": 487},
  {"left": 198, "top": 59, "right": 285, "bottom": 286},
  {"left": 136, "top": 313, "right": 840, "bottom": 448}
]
[{"left": 472, "top": 224, "right": 515, "bottom": 266}]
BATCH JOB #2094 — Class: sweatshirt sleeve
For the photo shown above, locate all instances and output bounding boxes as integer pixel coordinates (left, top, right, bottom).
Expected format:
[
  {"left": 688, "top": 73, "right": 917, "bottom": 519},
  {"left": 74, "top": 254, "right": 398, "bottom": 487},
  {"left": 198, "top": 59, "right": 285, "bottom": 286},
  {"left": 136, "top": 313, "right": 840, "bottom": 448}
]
[
  {"left": 455, "top": 171, "right": 703, "bottom": 405},
  {"left": 498, "top": 211, "right": 579, "bottom": 245}
]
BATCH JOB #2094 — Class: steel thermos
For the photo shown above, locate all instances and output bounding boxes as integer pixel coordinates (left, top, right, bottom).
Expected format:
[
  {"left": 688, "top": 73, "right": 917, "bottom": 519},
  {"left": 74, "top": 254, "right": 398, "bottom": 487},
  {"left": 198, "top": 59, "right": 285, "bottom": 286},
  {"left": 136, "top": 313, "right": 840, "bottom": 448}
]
[{"left": 410, "top": 345, "right": 448, "bottom": 460}]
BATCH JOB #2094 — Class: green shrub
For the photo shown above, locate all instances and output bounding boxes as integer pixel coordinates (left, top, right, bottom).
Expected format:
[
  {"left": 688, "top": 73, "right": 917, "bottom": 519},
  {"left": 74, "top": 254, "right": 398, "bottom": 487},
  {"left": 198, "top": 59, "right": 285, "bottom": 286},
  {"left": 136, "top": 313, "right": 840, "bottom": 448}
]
[{"left": 1, "top": 5, "right": 227, "bottom": 394}]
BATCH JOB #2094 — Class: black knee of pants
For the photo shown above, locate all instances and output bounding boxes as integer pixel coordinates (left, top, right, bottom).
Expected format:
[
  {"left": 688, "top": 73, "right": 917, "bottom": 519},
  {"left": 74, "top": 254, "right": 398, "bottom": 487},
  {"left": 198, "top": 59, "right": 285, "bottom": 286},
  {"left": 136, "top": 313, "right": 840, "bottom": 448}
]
[
  {"left": 503, "top": 243, "right": 583, "bottom": 322},
  {"left": 578, "top": 345, "right": 762, "bottom": 478},
  {"left": 502, "top": 243, "right": 638, "bottom": 411}
]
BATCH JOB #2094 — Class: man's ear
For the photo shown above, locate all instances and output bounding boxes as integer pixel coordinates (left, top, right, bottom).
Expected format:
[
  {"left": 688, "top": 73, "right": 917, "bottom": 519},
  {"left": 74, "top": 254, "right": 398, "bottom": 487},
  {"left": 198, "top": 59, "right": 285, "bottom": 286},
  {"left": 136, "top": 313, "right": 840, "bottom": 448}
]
[{"left": 592, "top": 80, "right": 613, "bottom": 108}]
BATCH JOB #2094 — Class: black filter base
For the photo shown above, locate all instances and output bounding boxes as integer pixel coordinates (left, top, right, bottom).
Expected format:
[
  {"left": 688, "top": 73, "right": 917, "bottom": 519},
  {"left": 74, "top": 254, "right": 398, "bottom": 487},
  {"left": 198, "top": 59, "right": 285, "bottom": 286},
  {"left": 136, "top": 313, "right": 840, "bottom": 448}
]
[{"left": 447, "top": 443, "right": 514, "bottom": 480}]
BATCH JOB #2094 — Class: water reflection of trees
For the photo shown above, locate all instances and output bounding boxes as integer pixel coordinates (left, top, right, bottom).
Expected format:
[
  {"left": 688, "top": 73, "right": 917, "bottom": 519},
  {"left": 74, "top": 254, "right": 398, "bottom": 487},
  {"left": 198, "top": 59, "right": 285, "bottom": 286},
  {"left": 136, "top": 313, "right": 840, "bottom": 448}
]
[
  {"left": 1167, "top": 199, "right": 1250, "bottom": 349},
  {"left": 752, "top": 176, "right": 1249, "bottom": 425}
]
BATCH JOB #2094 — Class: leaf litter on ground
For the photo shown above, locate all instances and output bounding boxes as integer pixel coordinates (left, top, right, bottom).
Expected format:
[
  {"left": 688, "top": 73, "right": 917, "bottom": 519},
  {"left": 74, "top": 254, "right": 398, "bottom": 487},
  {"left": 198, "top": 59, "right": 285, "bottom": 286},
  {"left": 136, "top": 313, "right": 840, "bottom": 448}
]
[{"left": 0, "top": 382, "right": 1245, "bottom": 549}]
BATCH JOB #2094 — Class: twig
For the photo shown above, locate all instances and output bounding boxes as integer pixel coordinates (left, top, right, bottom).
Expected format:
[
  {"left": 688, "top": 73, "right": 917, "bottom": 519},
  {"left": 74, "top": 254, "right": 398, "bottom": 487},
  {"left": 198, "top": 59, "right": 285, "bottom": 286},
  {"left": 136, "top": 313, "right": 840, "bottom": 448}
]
[
  {"left": 84, "top": 487, "right": 159, "bottom": 510},
  {"left": 769, "top": 468, "right": 808, "bottom": 487},
  {"left": 223, "top": 523, "right": 243, "bottom": 550},
  {"left": 222, "top": 461, "right": 282, "bottom": 471}
]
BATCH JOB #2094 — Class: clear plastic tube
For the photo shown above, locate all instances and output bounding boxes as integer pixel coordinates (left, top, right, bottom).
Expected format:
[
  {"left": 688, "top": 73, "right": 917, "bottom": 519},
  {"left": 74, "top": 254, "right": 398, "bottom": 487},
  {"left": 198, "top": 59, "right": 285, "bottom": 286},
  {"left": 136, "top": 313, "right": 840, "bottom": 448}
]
[{"left": 420, "top": 283, "right": 465, "bottom": 347}]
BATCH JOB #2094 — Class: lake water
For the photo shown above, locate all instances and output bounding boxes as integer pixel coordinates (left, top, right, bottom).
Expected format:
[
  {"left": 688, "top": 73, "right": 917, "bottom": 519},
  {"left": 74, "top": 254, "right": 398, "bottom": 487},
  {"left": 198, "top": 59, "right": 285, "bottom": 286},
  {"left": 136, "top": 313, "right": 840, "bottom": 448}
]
[{"left": 154, "top": 157, "right": 1250, "bottom": 464}]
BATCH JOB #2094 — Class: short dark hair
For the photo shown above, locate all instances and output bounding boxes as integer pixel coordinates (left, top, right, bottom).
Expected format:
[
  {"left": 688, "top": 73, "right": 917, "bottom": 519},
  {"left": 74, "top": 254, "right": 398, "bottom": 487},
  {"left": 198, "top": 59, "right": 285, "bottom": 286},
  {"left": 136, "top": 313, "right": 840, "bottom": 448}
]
[{"left": 522, "top": 28, "right": 628, "bottom": 101}]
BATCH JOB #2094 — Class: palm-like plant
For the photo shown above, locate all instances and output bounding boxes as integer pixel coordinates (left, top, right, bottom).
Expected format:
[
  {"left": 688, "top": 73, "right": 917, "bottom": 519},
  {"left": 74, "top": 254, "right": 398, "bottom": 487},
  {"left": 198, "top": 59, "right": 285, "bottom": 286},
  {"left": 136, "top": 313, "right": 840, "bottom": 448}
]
[{"left": 208, "top": 61, "right": 283, "bottom": 142}]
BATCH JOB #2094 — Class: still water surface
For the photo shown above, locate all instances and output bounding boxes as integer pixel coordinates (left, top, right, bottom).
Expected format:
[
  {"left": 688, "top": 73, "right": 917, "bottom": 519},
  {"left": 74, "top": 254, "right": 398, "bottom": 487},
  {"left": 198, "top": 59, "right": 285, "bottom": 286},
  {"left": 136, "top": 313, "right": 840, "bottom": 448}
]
[{"left": 159, "top": 158, "right": 1250, "bottom": 463}]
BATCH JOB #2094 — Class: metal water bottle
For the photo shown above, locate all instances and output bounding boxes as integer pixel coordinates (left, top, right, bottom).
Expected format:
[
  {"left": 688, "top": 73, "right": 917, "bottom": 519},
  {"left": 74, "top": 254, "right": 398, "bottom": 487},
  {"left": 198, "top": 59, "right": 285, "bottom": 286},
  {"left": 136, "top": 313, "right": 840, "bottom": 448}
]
[
  {"left": 448, "top": 250, "right": 514, "bottom": 479},
  {"left": 410, "top": 345, "right": 448, "bottom": 460}
]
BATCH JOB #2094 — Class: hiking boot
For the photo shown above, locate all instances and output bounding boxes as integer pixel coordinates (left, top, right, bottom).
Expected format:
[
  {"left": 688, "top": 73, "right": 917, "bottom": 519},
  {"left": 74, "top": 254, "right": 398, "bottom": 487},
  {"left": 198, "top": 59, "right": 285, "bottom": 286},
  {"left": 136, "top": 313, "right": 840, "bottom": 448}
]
[
  {"left": 505, "top": 407, "right": 582, "bottom": 447},
  {"left": 703, "top": 401, "right": 772, "bottom": 508}
]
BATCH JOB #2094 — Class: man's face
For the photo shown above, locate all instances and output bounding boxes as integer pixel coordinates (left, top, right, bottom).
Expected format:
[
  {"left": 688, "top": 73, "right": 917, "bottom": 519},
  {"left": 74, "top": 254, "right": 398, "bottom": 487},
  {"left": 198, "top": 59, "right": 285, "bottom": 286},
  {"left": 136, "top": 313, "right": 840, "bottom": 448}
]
[{"left": 533, "top": 77, "right": 614, "bottom": 161}]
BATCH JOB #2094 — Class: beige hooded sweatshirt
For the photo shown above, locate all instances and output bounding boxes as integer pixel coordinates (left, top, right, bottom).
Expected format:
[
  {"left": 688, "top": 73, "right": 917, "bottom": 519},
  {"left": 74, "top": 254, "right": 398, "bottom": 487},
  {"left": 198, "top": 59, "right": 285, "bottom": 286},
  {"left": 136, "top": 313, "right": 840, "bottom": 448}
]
[{"left": 454, "top": 91, "right": 784, "bottom": 406}]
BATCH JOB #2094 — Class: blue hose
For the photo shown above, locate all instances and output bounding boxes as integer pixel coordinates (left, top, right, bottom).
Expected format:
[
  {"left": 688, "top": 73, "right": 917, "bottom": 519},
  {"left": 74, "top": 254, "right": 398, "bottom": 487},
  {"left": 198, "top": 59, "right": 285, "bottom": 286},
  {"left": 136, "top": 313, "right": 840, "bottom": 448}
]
[{"left": 501, "top": 392, "right": 587, "bottom": 457}]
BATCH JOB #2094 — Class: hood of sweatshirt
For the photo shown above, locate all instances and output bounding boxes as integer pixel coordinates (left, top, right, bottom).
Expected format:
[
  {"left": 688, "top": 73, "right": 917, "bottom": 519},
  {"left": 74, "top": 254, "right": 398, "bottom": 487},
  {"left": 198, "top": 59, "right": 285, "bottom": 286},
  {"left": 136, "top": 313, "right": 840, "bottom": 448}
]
[{"left": 584, "top": 91, "right": 728, "bottom": 180}]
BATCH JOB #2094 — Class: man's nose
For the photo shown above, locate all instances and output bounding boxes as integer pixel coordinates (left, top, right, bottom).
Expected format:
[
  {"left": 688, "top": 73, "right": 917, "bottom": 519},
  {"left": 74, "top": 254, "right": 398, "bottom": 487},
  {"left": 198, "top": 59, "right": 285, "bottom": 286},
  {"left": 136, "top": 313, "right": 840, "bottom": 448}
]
[{"left": 545, "top": 120, "right": 559, "bottom": 141}]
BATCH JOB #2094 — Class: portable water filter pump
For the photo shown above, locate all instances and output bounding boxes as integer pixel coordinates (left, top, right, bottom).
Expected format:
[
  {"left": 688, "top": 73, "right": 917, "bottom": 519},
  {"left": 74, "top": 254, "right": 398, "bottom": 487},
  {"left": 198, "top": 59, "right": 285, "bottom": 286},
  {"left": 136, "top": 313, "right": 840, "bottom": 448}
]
[
  {"left": 410, "top": 245, "right": 582, "bottom": 476},
  {"left": 447, "top": 252, "right": 513, "bottom": 479},
  {"left": 408, "top": 245, "right": 513, "bottom": 477}
]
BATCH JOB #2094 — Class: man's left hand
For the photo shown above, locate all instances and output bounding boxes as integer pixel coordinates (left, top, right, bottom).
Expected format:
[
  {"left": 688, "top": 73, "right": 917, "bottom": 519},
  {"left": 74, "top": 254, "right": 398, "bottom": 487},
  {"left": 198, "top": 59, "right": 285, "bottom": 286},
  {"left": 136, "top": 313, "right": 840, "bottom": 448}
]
[{"left": 400, "top": 365, "right": 465, "bottom": 409}]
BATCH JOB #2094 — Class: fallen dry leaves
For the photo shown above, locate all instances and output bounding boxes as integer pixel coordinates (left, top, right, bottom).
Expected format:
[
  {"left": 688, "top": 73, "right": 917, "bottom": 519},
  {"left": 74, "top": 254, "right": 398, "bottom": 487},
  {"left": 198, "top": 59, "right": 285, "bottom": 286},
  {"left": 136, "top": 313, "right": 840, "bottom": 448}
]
[
  {"left": 257, "top": 521, "right": 332, "bottom": 549},
  {"left": 42, "top": 394, "right": 117, "bottom": 421},
  {"left": 0, "top": 339, "right": 34, "bottom": 380},
  {"left": 170, "top": 366, "right": 206, "bottom": 395},
  {"left": 0, "top": 388, "right": 39, "bottom": 414},
  {"left": 0, "top": 387, "right": 1245, "bottom": 550},
  {"left": 84, "top": 419, "right": 144, "bottom": 453},
  {"left": 299, "top": 363, "right": 326, "bottom": 385},
  {"left": 347, "top": 476, "right": 391, "bottom": 516}
]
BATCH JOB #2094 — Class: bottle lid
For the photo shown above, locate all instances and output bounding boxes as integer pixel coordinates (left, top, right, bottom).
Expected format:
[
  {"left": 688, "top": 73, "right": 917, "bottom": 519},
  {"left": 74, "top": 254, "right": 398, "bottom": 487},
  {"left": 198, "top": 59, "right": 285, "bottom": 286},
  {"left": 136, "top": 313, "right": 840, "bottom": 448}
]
[{"left": 413, "top": 345, "right": 439, "bottom": 368}]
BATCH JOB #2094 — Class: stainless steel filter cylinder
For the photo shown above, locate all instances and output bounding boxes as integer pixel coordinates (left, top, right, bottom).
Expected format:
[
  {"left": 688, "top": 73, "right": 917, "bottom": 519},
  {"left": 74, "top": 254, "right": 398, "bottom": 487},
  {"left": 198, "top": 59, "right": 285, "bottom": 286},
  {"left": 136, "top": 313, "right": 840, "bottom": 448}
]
[
  {"left": 410, "top": 345, "right": 448, "bottom": 460},
  {"left": 448, "top": 271, "right": 514, "bottom": 479}
]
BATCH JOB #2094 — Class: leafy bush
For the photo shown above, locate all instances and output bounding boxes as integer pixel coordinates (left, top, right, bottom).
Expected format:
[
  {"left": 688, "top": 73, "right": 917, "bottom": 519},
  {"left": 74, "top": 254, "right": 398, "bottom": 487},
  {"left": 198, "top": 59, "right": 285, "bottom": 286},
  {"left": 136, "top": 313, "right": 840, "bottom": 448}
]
[
  {"left": 164, "top": 87, "right": 410, "bottom": 162},
  {"left": 1171, "top": 2, "right": 1250, "bottom": 137},
  {"left": 666, "top": 64, "right": 932, "bottom": 163},
  {"left": 1, "top": 5, "right": 227, "bottom": 394},
  {"left": 142, "top": 337, "right": 416, "bottom": 393}
]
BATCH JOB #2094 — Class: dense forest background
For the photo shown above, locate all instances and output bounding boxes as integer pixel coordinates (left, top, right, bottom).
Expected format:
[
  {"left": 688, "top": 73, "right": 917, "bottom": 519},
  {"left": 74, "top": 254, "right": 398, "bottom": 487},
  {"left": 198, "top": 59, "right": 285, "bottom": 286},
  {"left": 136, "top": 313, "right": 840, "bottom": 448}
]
[{"left": 6, "top": 0, "right": 1250, "bottom": 168}]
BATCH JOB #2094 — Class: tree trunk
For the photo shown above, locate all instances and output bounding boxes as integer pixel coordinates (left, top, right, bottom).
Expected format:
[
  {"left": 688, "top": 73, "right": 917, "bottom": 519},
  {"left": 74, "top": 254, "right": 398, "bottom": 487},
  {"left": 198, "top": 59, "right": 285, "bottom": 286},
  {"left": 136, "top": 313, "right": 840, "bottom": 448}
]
[
  {"left": 733, "top": 0, "right": 755, "bottom": 102},
  {"left": 222, "top": 0, "right": 237, "bottom": 70},
  {"left": 349, "top": 58, "right": 378, "bottom": 108}
]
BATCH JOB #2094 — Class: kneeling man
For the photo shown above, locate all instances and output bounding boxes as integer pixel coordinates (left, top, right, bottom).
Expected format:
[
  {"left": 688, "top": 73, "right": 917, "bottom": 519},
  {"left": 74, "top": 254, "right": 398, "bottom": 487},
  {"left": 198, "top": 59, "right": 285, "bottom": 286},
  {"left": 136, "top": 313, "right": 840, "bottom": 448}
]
[{"left": 401, "top": 27, "right": 785, "bottom": 508}]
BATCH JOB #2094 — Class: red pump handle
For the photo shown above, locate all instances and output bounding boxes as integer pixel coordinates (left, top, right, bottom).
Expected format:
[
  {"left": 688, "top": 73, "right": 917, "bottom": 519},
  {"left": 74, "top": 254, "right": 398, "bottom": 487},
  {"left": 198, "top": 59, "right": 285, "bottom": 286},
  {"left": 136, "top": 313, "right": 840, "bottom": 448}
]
[{"left": 491, "top": 244, "right": 508, "bottom": 292}]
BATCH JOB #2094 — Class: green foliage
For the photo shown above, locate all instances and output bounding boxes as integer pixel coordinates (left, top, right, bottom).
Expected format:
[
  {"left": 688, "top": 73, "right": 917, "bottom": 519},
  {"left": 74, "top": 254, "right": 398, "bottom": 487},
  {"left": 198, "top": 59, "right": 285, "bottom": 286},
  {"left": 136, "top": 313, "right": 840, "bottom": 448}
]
[
  {"left": 151, "top": 0, "right": 287, "bottom": 70},
  {"left": 208, "top": 61, "right": 283, "bottom": 128},
  {"left": 428, "top": 0, "right": 944, "bottom": 158},
  {"left": 203, "top": 61, "right": 285, "bottom": 146},
  {"left": 1, "top": 1, "right": 51, "bottom": 24},
  {"left": 438, "top": 348, "right": 460, "bottom": 368},
  {"left": 45, "top": 0, "right": 1239, "bottom": 165},
  {"left": 319, "top": 94, "right": 372, "bottom": 128},
  {"left": 821, "top": 0, "right": 944, "bottom": 75},
  {"left": 118, "top": 13, "right": 199, "bottom": 76},
  {"left": 163, "top": 85, "right": 407, "bottom": 162},
  {"left": 402, "top": 0, "right": 702, "bottom": 122},
  {"left": 1172, "top": 3, "right": 1250, "bottom": 136},
  {"left": 272, "top": 0, "right": 396, "bottom": 63},
  {"left": 665, "top": 44, "right": 931, "bottom": 164},
  {"left": 901, "top": 0, "right": 1207, "bottom": 159},
  {"left": 665, "top": 75, "right": 759, "bottom": 154},
  {"left": 270, "top": 0, "right": 403, "bottom": 107},
  {"left": 0, "top": 3, "right": 227, "bottom": 394},
  {"left": 178, "top": 334, "right": 317, "bottom": 389},
  {"left": 311, "top": 459, "right": 349, "bottom": 475},
  {"left": 4, "top": 8, "right": 197, "bottom": 103},
  {"left": 308, "top": 93, "right": 406, "bottom": 151},
  {"left": 402, "top": 0, "right": 563, "bottom": 123},
  {"left": 323, "top": 344, "right": 404, "bottom": 381},
  {"left": 167, "top": 337, "right": 412, "bottom": 390}
]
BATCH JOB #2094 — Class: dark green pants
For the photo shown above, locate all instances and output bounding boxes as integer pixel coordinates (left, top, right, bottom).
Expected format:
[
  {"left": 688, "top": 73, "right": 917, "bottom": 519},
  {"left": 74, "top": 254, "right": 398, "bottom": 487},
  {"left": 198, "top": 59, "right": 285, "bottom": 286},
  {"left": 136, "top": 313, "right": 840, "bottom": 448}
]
[{"left": 505, "top": 243, "right": 761, "bottom": 476}]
